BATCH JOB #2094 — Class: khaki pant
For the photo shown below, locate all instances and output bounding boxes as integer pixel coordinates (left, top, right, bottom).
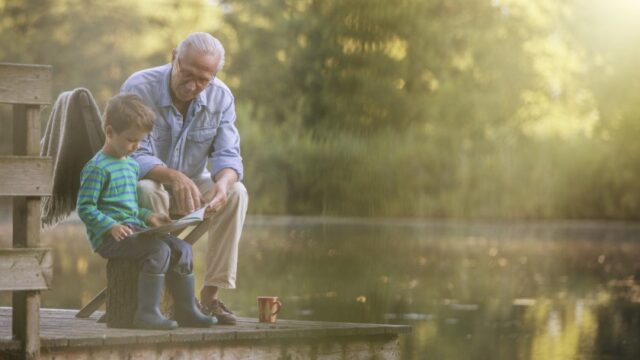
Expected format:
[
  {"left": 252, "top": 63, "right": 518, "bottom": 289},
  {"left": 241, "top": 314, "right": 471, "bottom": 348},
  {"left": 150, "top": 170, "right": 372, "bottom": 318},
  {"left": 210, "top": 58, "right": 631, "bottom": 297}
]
[{"left": 137, "top": 179, "right": 248, "bottom": 289}]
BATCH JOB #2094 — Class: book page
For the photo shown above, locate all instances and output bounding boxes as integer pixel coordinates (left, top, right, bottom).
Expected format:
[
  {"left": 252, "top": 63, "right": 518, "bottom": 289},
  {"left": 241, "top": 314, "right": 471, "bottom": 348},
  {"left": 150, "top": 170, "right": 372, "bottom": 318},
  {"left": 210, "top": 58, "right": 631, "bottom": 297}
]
[{"left": 126, "top": 207, "right": 206, "bottom": 239}]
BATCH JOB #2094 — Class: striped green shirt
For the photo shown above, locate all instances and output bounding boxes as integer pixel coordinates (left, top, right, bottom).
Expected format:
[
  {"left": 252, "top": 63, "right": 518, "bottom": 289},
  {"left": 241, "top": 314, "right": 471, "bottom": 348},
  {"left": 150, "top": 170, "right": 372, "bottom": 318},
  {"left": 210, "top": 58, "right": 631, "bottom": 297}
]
[{"left": 77, "top": 151, "right": 152, "bottom": 251}]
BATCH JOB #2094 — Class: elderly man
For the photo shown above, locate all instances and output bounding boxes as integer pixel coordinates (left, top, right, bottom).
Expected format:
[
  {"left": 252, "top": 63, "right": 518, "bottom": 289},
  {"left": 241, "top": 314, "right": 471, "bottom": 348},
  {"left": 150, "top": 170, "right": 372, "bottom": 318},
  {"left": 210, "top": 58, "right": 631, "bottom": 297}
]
[{"left": 121, "top": 32, "right": 248, "bottom": 325}]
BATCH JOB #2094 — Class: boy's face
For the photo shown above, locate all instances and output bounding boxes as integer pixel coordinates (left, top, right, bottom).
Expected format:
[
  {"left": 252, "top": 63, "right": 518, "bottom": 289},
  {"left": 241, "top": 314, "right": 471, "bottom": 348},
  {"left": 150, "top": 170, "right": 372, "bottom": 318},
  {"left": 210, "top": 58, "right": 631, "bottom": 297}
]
[{"left": 105, "top": 125, "right": 149, "bottom": 159}]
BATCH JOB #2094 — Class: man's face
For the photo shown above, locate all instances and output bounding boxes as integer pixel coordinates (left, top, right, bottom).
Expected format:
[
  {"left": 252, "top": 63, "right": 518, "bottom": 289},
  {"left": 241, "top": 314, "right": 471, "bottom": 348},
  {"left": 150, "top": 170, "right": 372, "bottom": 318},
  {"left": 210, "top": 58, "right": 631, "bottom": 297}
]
[{"left": 170, "top": 47, "right": 219, "bottom": 103}]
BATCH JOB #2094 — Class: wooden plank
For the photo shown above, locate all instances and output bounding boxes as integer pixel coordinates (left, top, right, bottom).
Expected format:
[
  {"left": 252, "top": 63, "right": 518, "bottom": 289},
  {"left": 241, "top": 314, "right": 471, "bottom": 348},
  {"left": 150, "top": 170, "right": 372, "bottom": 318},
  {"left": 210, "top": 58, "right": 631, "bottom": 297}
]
[
  {"left": 24, "top": 293, "right": 40, "bottom": 358},
  {"left": 67, "top": 336, "right": 104, "bottom": 348},
  {"left": 75, "top": 288, "right": 106, "bottom": 318},
  {"left": 13, "top": 105, "right": 43, "bottom": 155},
  {"left": 13, "top": 102, "right": 45, "bottom": 247},
  {"left": 384, "top": 324, "right": 412, "bottom": 335},
  {"left": 0, "top": 63, "right": 52, "bottom": 105},
  {"left": 0, "top": 157, "right": 52, "bottom": 196},
  {"left": 235, "top": 329, "right": 268, "bottom": 340},
  {"left": 136, "top": 333, "right": 171, "bottom": 345},
  {"left": 0, "top": 249, "right": 53, "bottom": 290},
  {"left": 170, "top": 332, "right": 204, "bottom": 343},
  {"left": 11, "top": 292, "right": 40, "bottom": 359},
  {"left": 102, "top": 335, "right": 138, "bottom": 346},
  {"left": 0, "top": 337, "right": 22, "bottom": 351},
  {"left": 26, "top": 105, "right": 43, "bottom": 155},
  {"left": 97, "top": 313, "right": 107, "bottom": 323},
  {"left": 265, "top": 328, "right": 301, "bottom": 339},
  {"left": 13, "top": 103, "right": 44, "bottom": 359},
  {"left": 40, "top": 337, "right": 69, "bottom": 348},
  {"left": 0, "top": 307, "right": 411, "bottom": 353},
  {"left": 12, "top": 196, "right": 41, "bottom": 250},
  {"left": 202, "top": 330, "right": 236, "bottom": 341},
  {"left": 181, "top": 220, "right": 209, "bottom": 245}
]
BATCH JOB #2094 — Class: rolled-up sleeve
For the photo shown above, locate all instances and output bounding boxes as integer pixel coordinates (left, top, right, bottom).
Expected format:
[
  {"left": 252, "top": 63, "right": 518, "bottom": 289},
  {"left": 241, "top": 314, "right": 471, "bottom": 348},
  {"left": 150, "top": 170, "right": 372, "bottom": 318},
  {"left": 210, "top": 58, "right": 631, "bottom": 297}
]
[{"left": 210, "top": 97, "right": 244, "bottom": 181}]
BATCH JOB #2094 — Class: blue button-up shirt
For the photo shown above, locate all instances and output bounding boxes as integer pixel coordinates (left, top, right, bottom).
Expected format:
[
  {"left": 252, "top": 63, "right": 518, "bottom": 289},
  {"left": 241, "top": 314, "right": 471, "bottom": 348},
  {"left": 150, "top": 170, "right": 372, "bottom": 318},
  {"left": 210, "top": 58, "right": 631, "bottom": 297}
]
[{"left": 121, "top": 64, "right": 243, "bottom": 184}]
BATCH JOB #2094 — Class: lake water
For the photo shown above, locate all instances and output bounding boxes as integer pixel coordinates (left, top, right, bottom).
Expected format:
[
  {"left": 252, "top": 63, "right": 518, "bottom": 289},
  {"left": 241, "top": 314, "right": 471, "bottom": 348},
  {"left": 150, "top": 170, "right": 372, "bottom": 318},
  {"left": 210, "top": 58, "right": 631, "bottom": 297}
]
[{"left": 2, "top": 216, "right": 640, "bottom": 359}]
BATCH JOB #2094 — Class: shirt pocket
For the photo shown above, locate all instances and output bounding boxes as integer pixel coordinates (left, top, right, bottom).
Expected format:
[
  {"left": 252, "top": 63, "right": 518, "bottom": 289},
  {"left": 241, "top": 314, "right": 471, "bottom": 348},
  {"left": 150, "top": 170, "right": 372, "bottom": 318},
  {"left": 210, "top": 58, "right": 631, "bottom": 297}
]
[
  {"left": 200, "top": 110, "right": 222, "bottom": 129},
  {"left": 153, "top": 126, "right": 172, "bottom": 142},
  {"left": 187, "top": 127, "right": 216, "bottom": 152},
  {"left": 183, "top": 128, "right": 217, "bottom": 173}
]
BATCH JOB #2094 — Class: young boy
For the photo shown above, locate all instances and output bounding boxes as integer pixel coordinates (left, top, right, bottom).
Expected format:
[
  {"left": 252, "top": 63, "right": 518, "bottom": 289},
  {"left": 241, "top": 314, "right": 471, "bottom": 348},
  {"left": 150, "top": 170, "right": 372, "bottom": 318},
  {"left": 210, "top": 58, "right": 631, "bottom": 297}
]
[{"left": 77, "top": 93, "right": 215, "bottom": 329}]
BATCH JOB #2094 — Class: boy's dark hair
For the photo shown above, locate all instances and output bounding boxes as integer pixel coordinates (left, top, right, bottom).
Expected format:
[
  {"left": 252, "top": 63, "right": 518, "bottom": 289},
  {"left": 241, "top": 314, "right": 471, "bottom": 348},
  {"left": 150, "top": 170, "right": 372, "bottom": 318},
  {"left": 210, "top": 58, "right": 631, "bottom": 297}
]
[{"left": 103, "top": 93, "right": 155, "bottom": 133}]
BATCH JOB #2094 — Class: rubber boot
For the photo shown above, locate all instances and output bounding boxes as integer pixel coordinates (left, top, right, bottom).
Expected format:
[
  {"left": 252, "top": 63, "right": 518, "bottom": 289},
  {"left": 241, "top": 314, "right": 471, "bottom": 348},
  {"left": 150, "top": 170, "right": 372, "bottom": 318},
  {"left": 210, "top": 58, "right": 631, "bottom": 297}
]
[
  {"left": 167, "top": 273, "right": 218, "bottom": 327},
  {"left": 133, "top": 273, "right": 178, "bottom": 330}
]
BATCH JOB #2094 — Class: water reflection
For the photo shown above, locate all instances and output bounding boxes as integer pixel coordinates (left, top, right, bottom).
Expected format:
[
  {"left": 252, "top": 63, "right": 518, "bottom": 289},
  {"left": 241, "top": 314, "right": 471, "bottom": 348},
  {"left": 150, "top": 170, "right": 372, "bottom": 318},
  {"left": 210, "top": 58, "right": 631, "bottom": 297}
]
[{"left": 2, "top": 217, "right": 640, "bottom": 359}]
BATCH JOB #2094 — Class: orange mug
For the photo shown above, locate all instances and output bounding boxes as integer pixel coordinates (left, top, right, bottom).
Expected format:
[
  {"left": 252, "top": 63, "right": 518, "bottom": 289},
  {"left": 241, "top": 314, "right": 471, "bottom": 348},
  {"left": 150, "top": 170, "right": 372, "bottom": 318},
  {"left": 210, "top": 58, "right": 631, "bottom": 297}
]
[{"left": 257, "top": 296, "right": 283, "bottom": 323}]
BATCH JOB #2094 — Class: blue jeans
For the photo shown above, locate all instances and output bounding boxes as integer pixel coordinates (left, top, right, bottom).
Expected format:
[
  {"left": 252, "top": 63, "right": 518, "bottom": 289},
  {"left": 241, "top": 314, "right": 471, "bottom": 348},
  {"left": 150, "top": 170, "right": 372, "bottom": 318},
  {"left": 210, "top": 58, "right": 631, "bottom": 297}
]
[{"left": 96, "top": 225, "right": 193, "bottom": 275}]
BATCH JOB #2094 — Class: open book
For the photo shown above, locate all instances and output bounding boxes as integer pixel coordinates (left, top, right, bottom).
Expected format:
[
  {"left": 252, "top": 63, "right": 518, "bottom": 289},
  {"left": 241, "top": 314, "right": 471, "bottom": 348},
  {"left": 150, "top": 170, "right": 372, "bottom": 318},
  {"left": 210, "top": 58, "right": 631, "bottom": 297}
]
[{"left": 126, "top": 207, "right": 206, "bottom": 239}]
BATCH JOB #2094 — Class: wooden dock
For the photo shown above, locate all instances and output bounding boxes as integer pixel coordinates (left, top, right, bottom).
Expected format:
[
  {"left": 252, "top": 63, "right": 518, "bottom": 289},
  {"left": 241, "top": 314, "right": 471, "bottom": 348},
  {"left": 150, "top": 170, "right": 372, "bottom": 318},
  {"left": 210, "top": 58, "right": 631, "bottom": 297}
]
[{"left": 0, "top": 307, "right": 410, "bottom": 359}]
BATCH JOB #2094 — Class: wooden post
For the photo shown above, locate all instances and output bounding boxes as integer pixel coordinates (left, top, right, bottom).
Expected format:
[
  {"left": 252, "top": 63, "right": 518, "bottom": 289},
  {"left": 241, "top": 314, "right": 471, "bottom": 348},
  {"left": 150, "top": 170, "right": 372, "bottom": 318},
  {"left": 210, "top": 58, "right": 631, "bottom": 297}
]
[
  {"left": 0, "top": 62, "right": 52, "bottom": 360},
  {"left": 12, "top": 104, "right": 43, "bottom": 360}
]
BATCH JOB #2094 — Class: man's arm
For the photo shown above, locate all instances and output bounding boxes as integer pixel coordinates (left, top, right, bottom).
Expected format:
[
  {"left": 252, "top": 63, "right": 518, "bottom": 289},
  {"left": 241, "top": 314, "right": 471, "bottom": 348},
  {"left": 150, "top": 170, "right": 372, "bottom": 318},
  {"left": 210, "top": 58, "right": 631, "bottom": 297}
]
[
  {"left": 202, "top": 93, "right": 243, "bottom": 214},
  {"left": 145, "top": 165, "right": 202, "bottom": 215},
  {"left": 131, "top": 133, "right": 204, "bottom": 215},
  {"left": 209, "top": 93, "right": 244, "bottom": 181},
  {"left": 203, "top": 168, "right": 239, "bottom": 213},
  {"left": 122, "top": 77, "right": 202, "bottom": 215},
  {"left": 130, "top": 129, "right": 166, "bottom": 179},
  {"left": 214, "top": 167, "right": 239, "bottom": 189}
]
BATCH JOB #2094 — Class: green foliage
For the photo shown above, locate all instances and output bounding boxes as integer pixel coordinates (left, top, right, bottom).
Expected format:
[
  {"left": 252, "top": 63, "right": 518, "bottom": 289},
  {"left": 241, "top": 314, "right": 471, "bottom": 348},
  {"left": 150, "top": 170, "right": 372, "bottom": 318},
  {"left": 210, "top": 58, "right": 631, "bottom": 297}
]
[
  {"left": 3, "top": 0, "right": 640, "bottom": 219},
  {"left": 0, "top": 0, "right": 222, "bottom": 103}
]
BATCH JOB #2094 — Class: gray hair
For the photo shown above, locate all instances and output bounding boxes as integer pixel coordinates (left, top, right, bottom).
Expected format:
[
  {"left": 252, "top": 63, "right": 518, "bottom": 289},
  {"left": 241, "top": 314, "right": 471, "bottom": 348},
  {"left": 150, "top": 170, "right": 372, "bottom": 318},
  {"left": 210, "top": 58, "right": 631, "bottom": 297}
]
[{"left": 176, "top": 32, "right": 225, "bottom": 72}]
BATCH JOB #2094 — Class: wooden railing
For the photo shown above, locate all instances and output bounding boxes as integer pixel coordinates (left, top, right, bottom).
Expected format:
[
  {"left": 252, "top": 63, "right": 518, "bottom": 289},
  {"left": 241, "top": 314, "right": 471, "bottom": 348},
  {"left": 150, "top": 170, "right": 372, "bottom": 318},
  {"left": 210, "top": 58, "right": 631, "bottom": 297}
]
[{"left": 0, "top": 63, "right": 53, "bottom": 359}]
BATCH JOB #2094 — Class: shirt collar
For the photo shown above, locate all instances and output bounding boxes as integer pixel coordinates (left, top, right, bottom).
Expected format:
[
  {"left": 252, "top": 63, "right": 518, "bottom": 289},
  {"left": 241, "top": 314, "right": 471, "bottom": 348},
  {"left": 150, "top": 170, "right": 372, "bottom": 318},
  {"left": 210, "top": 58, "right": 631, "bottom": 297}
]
[
  {"left": 193, "top": 86, "right": 208, "bottom": 111},
  {"left": 156, "top": 64, "right": 173, "bottom": 108},
  {"left": 157, "top": 63, "right": 210, "bottom": 111}
]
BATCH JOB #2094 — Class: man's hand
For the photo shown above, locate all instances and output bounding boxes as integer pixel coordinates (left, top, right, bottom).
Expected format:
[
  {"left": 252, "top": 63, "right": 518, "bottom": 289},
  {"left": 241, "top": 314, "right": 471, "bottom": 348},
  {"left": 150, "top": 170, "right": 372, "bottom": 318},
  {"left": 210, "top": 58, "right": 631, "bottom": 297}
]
[
  {"left": 203, "top": 182, "right": 230, "bottom": 215},
  {"left": 147, "top": 213, "right": 172, "bottom": 227},
  {"left": 203, "top": 168, "right": 238, "bottom": 215},
  {"left": 170, "top": 171, "right": 202, "bottom": 215},
  {"left": 110, "top": 224, "right": 133, "bottom": 242}
]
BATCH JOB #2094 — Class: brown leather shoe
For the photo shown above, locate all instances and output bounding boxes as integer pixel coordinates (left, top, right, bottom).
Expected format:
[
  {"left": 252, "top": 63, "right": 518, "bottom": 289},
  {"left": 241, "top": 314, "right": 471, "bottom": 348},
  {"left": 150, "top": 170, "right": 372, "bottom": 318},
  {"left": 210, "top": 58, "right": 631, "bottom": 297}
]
[{"left": 200, "top": 299, "right": 237, "bottom": 325}]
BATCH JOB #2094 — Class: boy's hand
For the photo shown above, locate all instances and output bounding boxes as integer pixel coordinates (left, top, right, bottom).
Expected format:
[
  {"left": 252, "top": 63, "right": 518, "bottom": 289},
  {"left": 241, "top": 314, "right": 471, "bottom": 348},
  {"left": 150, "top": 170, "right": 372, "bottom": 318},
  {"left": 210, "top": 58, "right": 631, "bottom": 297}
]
[
  {"left": 148, "top": 213, "right": 172, "bottom": 227},
  {"left": 110, "top": 224, "right": 133, "bottom": 242}
]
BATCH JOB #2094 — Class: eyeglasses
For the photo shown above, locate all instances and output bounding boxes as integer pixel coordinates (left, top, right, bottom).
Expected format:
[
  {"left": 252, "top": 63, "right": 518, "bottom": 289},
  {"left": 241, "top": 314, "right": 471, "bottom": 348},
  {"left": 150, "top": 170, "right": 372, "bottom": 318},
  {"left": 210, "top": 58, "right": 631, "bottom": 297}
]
[{"left": 175, "top": 57, "right": 216, "bottom": 88}]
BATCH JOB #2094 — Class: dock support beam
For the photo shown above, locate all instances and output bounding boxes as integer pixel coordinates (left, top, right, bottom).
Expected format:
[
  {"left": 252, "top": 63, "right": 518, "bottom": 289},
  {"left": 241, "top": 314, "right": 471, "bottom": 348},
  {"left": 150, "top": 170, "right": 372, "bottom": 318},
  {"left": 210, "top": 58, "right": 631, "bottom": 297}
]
[{"left": 11, "top": 102, "right": 45, "bottom": 359}]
